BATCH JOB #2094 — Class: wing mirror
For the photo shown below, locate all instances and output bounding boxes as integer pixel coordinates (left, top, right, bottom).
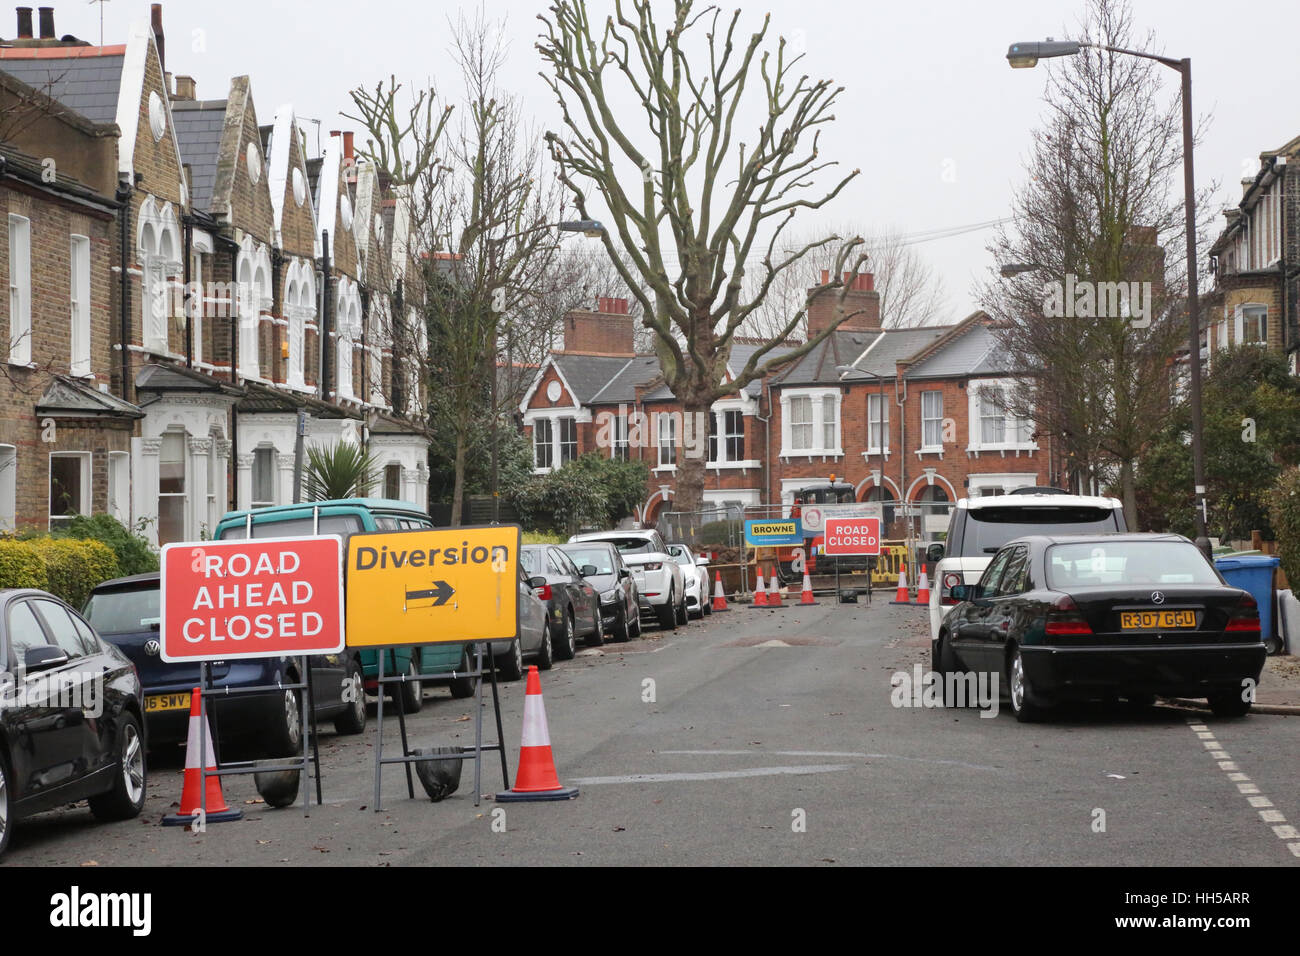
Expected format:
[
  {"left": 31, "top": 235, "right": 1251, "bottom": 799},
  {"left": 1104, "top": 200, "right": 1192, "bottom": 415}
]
[
  {"left": 580, "top": 565, "right": 599, "bottom": 577},
  {"left": 24, "top": 646, "right": 70, "bottom": 673},
  {"left": 926, "top": 543, "right": 945, "bottom": 564},
  {"left": 528, "top": 576, "right": 547, "bottom": 589},
  {"left": 618, "top": 568, "right": 631, "bottom": 580}
]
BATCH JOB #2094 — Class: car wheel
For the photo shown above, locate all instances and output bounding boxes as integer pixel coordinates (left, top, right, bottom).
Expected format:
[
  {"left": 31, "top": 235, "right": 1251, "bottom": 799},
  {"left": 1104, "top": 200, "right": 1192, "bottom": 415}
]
[
  {"left": 536, "top": 622, "right": 555, "bottom": 670},
  {"left": 676, "top": 591, "right": 689, "bottom": 626},
  {"left": 266, "top": 681, "right": 304, "bottom": 756},
  {"left": 1008, "top": 645, "right": 1046, "bottom": 723},
  {"left": 497, "top": 639, "right": 524, "bottom": 682},
  {"left": 1208, "top": 689, "right": 1252, "bottom": 718},
  {"left": 934, "top": 632, "right": 959, "bottom": 705},
  {"left": 449, "top": 647, "right": 480, "bottom": 699},
  {"left": 656, "top": 589, "right": 677, "bottom": 630},
  {"left": 333, "top": 659, "right": 368, "bottom": 735},
  {"left": 588, "top": 608, "right": 605, "bottom": 647},
  {"left": 0, "top": 746, "right": 10, "bottom": 858},
  {"left": 88, "top": 711, "right": 147, "bottom": 822},
  {"left": 631, "top": 606, "right": 642, "bottom": 638},
  {"left": 614, "top": 605, "right": 631, "bottom": 643},
  {"left": 391, "top": 655, "right": 423, "bottom": 714},
  {"left": 554, "top": 612, "right": 577, "bottom": 661}
]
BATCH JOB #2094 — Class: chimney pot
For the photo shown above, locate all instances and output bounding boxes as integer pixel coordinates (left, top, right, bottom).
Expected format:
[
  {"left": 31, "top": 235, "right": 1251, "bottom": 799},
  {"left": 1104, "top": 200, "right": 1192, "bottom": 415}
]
[
  {"left": 174, "top": 75, "right": 195, "bottom": 100},
  {"left": 343, "top": 131, "right": 354, "bottom": 162},
  {"left": 16, "top": 7, "right": 32, "bottom": 39},
  {"left": 820, "top": 269, "right": 830, "bottom": 285},
  {"left": 36, "top": 4, "right": 52, "bottom": 39}
]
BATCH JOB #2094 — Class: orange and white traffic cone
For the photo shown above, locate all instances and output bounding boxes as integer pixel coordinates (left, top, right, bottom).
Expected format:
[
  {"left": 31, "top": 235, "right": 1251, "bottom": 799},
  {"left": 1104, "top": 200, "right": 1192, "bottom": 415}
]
[
  {"left": 799, "top": 570, "right": 817, "bottom": 606},
  {"left": 496, "top": 666, "right": 579, "bottom": 802},
  {"left": 751, "top": 566, "right": 768, "bottom": 608},
  {"left": 916, "top": 566, "right": 931, "bottom": 605},
  {"left": 162, "top": 686, "right": 244, "bottom": 826},
  {"left": 767, "top": 567, "right": 784, "bottom": 607},
  {"left": 712, "top": 571, "right": 730, "bottom": 612},
  {"left": 891, "top": 565, "right": 911, "bottom": 605}
]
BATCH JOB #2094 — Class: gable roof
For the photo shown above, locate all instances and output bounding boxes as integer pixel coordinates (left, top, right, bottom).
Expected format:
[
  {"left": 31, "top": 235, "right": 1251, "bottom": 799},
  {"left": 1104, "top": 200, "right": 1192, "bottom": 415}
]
[
  {"left": 171, "top": 98, "right": 227, "bottom": 213},
  {"left": 266, "top": 104, "right": 318, "bottom": 251},
  {"left": 590, "top": 355, "right": 660, "bottom": 403},
  {"left": 552, "top": 353, "right": 638, "bottom": 404},
  {"left": 902, "top": 316, "right": 1009, "bottom": 379},
  {"left": 838, "top": 325, "right": 954, "bottom": 380},
  {"left": 769, "top": 329, "right": 880, "bottom": 387},
  {"left": 36, "top": 375, "right": 143, "bottom": 419},
  {"left": 0, "top": 45, "right": 126, "bottom": 125}
]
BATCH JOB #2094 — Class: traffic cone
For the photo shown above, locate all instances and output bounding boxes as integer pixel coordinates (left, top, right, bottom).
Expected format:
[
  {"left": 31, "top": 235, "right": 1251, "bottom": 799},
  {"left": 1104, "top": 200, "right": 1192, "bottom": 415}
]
[
  {"left": 916, "top": 566, "right": 931, "bottom": 604},
  {"left": 163, "top": 687, "right": 244, "bottom": 826},
  {"left": 890, "top": 565, "right": 911, "bottom": 605},
  {"left": 711, "top": 571, "right": 730, "bottom": 612},
  {"left": 799, "top": 570, "right": 817, "bottom": 605},
  {"left": 751, "top": 566, "right": 768, "bottom": 608},
  {"left": 496, "top": 667, "right": 579, "bottom": 802},
  {"left": 767, "top": 567, "right": 784, "bottom": 607}
]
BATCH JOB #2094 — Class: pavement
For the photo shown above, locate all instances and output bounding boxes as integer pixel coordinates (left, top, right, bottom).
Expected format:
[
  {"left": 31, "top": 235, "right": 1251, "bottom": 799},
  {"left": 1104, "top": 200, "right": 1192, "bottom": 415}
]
[{"left": 4, "top": 596, "right": 1298, "bottom": 866}]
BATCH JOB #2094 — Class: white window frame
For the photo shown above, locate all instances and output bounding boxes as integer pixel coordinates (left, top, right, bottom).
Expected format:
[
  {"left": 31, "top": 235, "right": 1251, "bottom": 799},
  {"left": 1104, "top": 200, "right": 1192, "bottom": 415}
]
[
  {"left": 1240, "top": 304, "right": 1268, "bottom": 346},
  {"left": 558, "top": 416, "right": 578, "bottom": 465},
  {"left": 657, "top": 412, "right": 677, "bottom": 469},
  {"left": 966, "top": 379, "right": 1037, "bottom": 453},
  {"left": 251, "top": 446, "right": 276, "bottom": 509},
  {"left": 48, "top": 451, "right": 91, "bottom": 529},
  {"left": 779, "top": 388, "right": 843, "bottom": 458},
  {"left": 0, "top": 443, "right": 16, "bottom": 531},
  {"left": 610, "top": 413, "right": 629, "bottom": 461},
  {"left": 107, "top": 450, "right": 130, "bottom": 525},
  {"left": 533, "top": 418, "right": 554, "bottom": 471},
  {"left": 920, "top": 390, "right": 944, "bottom": 451},
  {"left": 70, "top": 235, "right": 91, "bottom": 377},
  {"left": 157, "top": 430, "right": 188, "bottom": 545},
  {"left": 8, "top": 214, "right": 31, "bottom": 366},
  {"left": 867, "top": 392, "right": 889, "bottom": 455}
]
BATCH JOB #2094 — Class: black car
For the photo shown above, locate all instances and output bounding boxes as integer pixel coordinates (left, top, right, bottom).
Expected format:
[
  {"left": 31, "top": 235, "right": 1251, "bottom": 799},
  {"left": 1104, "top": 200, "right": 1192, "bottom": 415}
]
[
  {"left": 1, "top": 588, "right": 146, "bottom": 858},
  {"left": 84, "top": 573, "right": 368, "bottom": 757},
  {"left": 934, "top": 533, "right": 1268, "bottom": 722},
  {"left": 520, "top": 545, "right": 604, "bottom": 654},
  {"left": 559, "top": 541, "right": 641, "bottom": 641}
]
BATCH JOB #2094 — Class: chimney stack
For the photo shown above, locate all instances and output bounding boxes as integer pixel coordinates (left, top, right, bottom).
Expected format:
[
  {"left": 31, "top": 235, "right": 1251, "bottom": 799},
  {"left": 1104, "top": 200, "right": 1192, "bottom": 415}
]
[
  {"left": 562, "top": 297, "right": 635, "bottom": 355},
  {"left": 16, "top": 7, "right": 32, "bottom": 39},
  {"left": 36, "top": 4, "right": 52, "bottom": 39},
  {"left": 150, "top": 3, "right": 164, "bottom": 73},
  {"left": 342, "top": 131, "right": 354, "bottom": 163},
  {"left": 174, "top": 75, "right": 195, "bottom": 100},
  {"left": 806, "top": 270, "right": 881, "bottom": 335}
]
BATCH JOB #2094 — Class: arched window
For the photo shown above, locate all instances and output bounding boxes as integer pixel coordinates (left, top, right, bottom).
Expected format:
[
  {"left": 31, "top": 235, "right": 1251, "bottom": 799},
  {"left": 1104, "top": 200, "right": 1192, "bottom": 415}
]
[
  {"left": 236, "top": 246, "right": 257, "bottom": 379},
  {"left": 288, "top": 261, "right": 313, "bottom": 387}
]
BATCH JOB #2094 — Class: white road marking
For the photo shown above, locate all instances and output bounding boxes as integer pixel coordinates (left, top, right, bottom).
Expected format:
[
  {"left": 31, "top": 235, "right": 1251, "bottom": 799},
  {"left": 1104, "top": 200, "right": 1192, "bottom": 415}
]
[
  {"left": 658, "top": 748, "right": 1002, "bottom": 772},
  {"left": 1188, "top": 718, "right": 1296, "bottom": 861},
  {"left": 571, "top": 764, "right": 852, "bottom": 785}
]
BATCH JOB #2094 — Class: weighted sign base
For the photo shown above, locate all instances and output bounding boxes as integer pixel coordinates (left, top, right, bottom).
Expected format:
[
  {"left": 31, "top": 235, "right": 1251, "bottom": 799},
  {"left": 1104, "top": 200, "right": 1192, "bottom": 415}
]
[
  {"left": 495, "top": 785, "right": 579, "bottom": 803},
  {"left": 162, "top": 807, "right": 244, "bottom": 827}
]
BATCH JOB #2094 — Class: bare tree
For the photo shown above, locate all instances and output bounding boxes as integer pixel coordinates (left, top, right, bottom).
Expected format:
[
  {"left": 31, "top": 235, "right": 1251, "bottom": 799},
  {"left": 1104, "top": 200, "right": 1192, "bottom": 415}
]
[
  {"left": 537, "top": 0, "right": 869, "bottom": 513},
  {"left": 976, "top": 0, "right": 1217, "bottom": 527}
]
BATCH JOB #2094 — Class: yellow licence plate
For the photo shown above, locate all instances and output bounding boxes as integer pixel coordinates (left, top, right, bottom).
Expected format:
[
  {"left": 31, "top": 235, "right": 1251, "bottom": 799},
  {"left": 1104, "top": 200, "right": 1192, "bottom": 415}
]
[
  {"left": 1120, "top": 610, "right": 1196, "bottom": 630},
  {"left": 145, "top": 692, "right": 191, "bottom": 713}
]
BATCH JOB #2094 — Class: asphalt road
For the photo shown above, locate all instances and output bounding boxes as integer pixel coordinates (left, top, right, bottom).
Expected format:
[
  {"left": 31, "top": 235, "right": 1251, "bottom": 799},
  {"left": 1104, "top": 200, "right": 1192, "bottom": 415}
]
[{"left": 6, "top": 597, "right": 1300, "bottom": 866}]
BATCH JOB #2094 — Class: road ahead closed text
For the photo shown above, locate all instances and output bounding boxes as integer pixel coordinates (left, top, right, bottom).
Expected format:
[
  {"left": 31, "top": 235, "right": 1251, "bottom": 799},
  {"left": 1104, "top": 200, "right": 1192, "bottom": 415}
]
[
  {"left": 160, "top": 536, "right": 345, "bottom": 662},
  {"left": 345, "top": 525, "right": 521, "bottom": 648}
]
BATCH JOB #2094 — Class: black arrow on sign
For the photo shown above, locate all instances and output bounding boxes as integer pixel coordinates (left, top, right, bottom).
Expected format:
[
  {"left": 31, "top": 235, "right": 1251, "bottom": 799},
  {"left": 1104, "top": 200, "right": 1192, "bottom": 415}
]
[{"left": 405, "top": 580, "right": 455, "bottom": 606}]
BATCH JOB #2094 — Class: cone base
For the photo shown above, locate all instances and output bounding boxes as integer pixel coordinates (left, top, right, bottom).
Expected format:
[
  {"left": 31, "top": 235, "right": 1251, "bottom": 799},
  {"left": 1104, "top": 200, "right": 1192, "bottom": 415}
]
[
  {"left": 495, "top": 786, "right": 579, "bottom": 802},
  {"left": 889, "top": 600, "right": 916, "bottom": 606},
  {"left": 162, "top": 807, "right": 245, "bottom": 827}
]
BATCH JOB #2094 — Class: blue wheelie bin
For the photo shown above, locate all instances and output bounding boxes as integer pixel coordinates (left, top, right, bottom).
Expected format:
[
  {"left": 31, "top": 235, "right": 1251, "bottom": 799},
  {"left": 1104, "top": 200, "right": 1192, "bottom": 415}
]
[{"left": 1213, "top": 554, "right": 1279, "bottom": 645}]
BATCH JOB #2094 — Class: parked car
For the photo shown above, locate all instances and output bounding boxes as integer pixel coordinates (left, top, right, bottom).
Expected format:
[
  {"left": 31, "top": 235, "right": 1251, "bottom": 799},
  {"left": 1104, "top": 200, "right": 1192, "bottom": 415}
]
[
  {"left": 519, "top": 545, "right": 604, "bottom": 660},
  {"left": 84, "top": 572, "right": 367, "bottom": 756},
  {"left": 559, "top": 541, "right": 641, "bottom": 641},
  {"left": 935, "top": 533, "right": 1268, "bottom": 721},
  {"left": 927, "top": 493, "right": 1127, "bottom": 643},
  {"left": 481, "top": 563, "right": 553, "bottom": 682},
  {"left": 212, "top": 498, "right": 474, "bottom": 713},
  {"left": 1, "top": 588, "right": 146, "bottom": 858},
  {"left": 666, "top": 543, "right": 710, "bottom": 619},
  {"left": 568, "top": 529, "right": 687, "bottom": 629}
]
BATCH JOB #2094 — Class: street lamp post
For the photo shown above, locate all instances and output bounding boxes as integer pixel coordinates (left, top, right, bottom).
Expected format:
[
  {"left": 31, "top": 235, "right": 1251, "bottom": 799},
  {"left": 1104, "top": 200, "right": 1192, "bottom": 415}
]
[{"left": 1006, "top": 39, "right": 1210, "bottom": 557}]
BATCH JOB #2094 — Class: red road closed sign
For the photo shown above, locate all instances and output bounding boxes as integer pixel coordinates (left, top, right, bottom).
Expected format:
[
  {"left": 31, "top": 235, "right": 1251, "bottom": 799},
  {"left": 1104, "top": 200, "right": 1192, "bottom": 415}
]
[
  {"left": 160, "top": 536, "right": 345, "bottom": 662},
  {"left": 822, "top": 517, "right": 881, "bottom": 556}
]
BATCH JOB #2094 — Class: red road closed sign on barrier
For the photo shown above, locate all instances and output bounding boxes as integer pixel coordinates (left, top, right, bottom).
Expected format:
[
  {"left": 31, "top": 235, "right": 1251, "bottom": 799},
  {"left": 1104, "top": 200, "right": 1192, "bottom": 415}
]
[
  {"left": 822, "top": 517, "right": 881, "bottom": 556},
  {"left": 160, "top": 536, "right": 345, "bottom": 662}
]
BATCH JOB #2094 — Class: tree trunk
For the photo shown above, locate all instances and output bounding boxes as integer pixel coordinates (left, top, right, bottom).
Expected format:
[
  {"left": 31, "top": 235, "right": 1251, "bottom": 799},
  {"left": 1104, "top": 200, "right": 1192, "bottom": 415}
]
[
  {"left": 450, "top": 432, "right": 467, "bottom": 526},
  {"left": 1120, "top": 456, "right": 1139, "bottom": 531},
  {"left": 674, "top": 397, "right": 711, "bottom": 516}
]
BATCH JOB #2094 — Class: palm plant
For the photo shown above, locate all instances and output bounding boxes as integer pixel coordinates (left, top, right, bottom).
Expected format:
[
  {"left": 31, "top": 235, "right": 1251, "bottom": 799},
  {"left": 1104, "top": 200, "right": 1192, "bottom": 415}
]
[{"left": 303, "top": 442, "right": 380, "bottom": 501}]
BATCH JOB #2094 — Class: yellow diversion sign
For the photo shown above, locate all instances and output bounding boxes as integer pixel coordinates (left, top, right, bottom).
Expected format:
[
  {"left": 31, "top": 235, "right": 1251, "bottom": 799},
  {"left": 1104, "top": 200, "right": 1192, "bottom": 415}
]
[{"left": 345, "top": 525, "right": 520, "bottom": 647}]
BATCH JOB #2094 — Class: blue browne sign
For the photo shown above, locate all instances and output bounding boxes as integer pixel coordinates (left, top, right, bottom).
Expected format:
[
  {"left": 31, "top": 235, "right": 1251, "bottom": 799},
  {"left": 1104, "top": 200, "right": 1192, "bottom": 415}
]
[{"left": 744, "top": 518, "right": 804, "bottom": 547}]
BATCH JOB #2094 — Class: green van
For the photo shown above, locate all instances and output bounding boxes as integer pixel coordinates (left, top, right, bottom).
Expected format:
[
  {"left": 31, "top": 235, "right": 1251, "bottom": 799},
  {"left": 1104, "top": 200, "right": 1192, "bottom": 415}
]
[{"left": 212, "top": 498, "right": 477, "bottom": 713}]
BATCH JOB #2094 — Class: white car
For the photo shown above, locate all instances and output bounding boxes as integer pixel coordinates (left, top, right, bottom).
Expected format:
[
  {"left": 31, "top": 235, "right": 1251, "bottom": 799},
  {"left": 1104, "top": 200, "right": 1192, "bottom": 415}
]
[
  {"left": 569, "top": 529, "right": 687, "bottom": 630},
  {"left": 666, "top": 543, "right": 711, "bottom": 619},
  {"left": 926, "top": 492, "right": 1127, "bottom": 644}
]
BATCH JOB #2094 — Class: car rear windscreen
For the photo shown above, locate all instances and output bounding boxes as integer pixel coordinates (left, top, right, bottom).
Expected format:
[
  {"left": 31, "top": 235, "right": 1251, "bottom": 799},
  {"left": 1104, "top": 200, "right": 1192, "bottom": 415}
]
[
  {"left": 562, "top": 548, "right": 615, "bottom": 575},
  {"left": 1046, "top": 541, "right": 1220, "bottom": 588},
  {"left": 83, "top": 586, "right": 160, "bottom": 634},
  {"left": 217, "top": 514, "right": 363, "bottom": 539},
  {"left": 965, "top": 506, "right": 1119, "bottom": 555},
  {"left": 599, "top": 537, "right": 656, "bottom": 555}
]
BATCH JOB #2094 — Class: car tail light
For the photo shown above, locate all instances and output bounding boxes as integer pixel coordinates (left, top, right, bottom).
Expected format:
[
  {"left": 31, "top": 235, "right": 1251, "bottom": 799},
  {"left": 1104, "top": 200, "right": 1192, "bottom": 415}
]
[
  {"left": 534, "top": 583, "right": 553, "bottom": 601},
  {"left": 1045, "top": 595, "right": 1093, "bottom": 636},
  {"left": 641, "top": 562, "right": 662, "bottom": 571},
  {"left": 940, "top": 572, "right": 963, "bottom": 605},
  {"left": 1225, "top": 593, "right": 1260, "bottom": 633}
]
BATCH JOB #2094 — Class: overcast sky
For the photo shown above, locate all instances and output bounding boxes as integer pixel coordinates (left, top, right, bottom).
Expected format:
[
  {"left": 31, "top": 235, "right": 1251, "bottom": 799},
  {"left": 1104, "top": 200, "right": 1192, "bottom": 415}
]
[{"left": 47, "top": 0, "right": 1296, "bottom": 319}]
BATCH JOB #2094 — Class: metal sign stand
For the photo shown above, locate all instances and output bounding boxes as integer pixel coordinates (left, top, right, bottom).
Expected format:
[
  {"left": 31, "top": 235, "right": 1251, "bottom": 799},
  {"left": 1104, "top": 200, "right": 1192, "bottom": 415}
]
[{"left": 371, "top": 640, "right": 510, "bottom": 811}]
